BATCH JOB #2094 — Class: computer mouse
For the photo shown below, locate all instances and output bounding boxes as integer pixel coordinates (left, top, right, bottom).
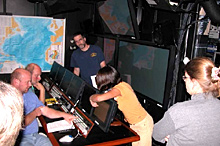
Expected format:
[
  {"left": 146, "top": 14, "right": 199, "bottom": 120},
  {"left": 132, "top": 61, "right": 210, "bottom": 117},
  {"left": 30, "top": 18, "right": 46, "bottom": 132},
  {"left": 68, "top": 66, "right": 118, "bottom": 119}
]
[{"left": 59, "top": 135, "right": 74, "bottom": 142}]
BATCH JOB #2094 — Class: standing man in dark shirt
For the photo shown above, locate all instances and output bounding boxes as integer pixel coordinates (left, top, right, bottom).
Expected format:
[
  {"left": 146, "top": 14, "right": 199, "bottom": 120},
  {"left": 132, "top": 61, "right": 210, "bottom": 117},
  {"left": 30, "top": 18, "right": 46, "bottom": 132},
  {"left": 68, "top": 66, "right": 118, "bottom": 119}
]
[{"left": 70, "top": 32, "right": 106, "bottom": 85}]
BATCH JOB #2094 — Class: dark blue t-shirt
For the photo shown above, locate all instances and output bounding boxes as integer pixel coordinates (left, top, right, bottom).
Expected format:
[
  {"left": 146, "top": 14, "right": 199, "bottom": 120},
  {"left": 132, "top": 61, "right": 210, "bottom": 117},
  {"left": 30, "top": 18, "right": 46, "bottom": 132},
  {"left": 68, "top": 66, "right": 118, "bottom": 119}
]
[{"left": 70, "top": 45, "right": 105, "bottom": 85}]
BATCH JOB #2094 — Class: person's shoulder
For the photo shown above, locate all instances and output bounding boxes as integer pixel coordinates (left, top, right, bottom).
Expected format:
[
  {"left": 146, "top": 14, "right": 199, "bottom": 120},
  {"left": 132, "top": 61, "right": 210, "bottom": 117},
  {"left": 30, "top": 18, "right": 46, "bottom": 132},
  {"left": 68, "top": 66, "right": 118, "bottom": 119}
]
[
  {"left": 114, "top": 82, "right": 130, "bottom": 89},
  {"left": 90, "top": 45, "right": 101, "bottom": 50},
  {"left": 71, "top": 48, "right": 81, "bottom": 56},
  {"left": 23, "top": 89, "right": 38, "bottom": 98},
  {"left": 167, "top": 99, "right": 200, "bottom": 116},
  {"left": 72, "top": 48, "right": 81, "bottom": 53}
]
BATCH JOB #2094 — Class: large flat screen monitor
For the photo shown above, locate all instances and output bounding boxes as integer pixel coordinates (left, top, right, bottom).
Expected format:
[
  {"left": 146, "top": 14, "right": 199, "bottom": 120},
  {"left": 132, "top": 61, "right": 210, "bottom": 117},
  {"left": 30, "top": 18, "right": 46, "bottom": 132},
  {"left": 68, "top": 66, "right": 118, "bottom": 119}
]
[
  {"left": 117, "top": 40, "right": 175, "bottom": 108},
  {"left": 103, "top": 38, "right": 116, "bottom": 65},
  {"left": 79, "top": 83, "right": 99, "bottom": 117},
  {"left": 95, "top": 0, "right": 139, "bottom": 39},
  {"left": 49, "top": 61, "right": 61, "bottom": 81},
  {"left": 91, "top": 99, "right": 117, "bottom": 133},
  {"left": 91, "top": 35, "right": 116, "bottom": 66},
  {"left": 66, "top": 75, "right": 85, "bottom": 104},
  {"left": 59, "top": 69, "right": 74, "bottom": 93}
]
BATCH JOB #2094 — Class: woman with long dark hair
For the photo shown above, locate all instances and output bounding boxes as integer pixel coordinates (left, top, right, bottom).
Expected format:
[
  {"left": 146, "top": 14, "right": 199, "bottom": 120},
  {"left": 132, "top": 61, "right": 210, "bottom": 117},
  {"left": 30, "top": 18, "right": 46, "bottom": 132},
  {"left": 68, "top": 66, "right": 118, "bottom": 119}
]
[{"left": 90, "top": 65, "right": 153, "bottom": 146}]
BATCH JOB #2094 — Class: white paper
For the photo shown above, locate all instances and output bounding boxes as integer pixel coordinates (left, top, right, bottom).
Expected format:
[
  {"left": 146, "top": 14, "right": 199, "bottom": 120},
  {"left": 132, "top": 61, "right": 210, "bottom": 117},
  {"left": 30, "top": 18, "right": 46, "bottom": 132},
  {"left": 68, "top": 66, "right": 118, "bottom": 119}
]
[{"left": 47, "top": 119, "right": 75, "bottom": 133}]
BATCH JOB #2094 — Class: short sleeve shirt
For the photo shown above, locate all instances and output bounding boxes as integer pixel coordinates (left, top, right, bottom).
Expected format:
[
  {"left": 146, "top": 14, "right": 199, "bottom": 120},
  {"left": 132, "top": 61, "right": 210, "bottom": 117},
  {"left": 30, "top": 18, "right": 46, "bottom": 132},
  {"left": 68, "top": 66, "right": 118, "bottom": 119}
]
[
  {"left": 70, "top": 45, "right": 105, "bottom": 85},
  {"left": 113, "top": 82, "right": 147, "bottom": 124},
  {"left": 23, "top": 89, "right": 44, "bottom": 135}
]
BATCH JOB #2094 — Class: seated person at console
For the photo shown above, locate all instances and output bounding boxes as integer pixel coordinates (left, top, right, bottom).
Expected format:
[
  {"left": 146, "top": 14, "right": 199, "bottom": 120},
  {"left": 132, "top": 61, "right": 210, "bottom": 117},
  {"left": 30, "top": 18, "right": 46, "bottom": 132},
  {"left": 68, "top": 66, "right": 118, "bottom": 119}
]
[
  {"left": 153, "top": 57, "right": 220, "bottom": 146},
  {"left": 26, "top": 63, "right": 45, "bottom": 104},
  {"left": 11, "top": 68, "right": 77, "bottom": 146},
  {"left": 0, "top": 81, "right": 23, "bottom": 146},
  {"left": 90, "top": 65, "right": 154, "bottom": 146}
]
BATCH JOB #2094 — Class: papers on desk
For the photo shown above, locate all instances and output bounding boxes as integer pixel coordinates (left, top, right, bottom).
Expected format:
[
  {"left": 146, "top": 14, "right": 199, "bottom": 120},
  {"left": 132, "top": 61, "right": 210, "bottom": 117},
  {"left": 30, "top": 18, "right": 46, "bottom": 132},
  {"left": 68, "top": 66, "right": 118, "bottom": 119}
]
[{"left": 47, "top": 119, "right": 75, "bottom": 133}]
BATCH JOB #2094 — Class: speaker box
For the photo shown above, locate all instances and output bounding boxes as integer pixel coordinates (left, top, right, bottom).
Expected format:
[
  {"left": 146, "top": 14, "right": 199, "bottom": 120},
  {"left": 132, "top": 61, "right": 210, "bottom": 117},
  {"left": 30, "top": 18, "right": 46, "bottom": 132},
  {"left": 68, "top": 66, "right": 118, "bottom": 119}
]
[
  {"left": 44, "top": 0, "right": 79, "bottom": 16},
  {"left": 152, "top": 20, "right": 175, "bottom": 46}
]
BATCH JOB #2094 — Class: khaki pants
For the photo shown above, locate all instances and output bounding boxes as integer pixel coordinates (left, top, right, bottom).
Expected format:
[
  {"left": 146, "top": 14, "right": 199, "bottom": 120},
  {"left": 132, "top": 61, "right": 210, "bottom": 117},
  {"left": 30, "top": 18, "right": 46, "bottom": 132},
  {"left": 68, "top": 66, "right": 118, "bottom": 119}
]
[{"left": 130, "top": 114, "right": 154, "bottom": 146}]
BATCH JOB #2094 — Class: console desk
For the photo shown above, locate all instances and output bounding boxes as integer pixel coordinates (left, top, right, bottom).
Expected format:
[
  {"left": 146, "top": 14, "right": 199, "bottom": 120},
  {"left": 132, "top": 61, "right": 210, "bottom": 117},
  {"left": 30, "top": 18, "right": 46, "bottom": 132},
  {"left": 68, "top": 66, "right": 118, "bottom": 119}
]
[
  {"left": 39, "top": 115, "right": 139, "bottom": 146},
  {"left": 40, "top": 75, "right": 140, "bottom": 146}
]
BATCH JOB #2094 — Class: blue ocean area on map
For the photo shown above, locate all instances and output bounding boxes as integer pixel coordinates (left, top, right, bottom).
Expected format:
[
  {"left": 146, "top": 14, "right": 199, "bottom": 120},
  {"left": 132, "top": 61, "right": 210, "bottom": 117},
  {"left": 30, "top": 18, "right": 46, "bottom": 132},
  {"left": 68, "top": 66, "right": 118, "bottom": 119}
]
[
  {"left": 56, "top": 36, "right": 63, "bottom": 43},
  {"left": 1, "top": 17, "right": 54, "bottom": 70}
]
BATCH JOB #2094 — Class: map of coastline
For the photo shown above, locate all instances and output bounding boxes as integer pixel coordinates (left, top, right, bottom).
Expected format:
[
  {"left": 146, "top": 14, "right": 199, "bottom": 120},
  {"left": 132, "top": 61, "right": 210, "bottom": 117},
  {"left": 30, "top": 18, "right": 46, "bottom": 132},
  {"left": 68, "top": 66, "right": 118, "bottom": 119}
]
[{"left": 0, "top": 15, "right": 65, "bottom": 73}]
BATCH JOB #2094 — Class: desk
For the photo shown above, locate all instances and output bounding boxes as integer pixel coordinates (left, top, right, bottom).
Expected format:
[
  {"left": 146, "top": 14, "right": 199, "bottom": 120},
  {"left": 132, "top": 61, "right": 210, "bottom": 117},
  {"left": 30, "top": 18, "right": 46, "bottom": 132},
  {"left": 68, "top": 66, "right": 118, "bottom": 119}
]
[
  {"left": 39, "top": 110, "right": 140, "bottom": 146},
  {"left": 41, "top": 75, "right": 139, "bottom": 145}
]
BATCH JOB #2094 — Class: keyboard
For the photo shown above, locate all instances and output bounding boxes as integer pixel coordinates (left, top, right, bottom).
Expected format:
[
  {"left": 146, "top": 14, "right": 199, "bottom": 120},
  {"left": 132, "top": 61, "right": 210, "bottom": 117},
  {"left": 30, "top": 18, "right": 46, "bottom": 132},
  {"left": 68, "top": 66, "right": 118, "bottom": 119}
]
[
  {"left": 50, "top": 86, "right": 62, "bottom": 99},
  {"left": 46, "top": 84, "right": 94, "bottom": 138},
  {"left": 71, "top": 108, "right": 94, "bottom": 138}
]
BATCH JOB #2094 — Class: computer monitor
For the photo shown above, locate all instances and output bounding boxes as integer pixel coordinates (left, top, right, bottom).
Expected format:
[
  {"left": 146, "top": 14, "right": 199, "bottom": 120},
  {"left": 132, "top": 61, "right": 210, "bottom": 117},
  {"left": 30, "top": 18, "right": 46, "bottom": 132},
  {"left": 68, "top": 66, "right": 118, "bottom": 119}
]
[
  {"left": 54, "top": 65, "right": 66, "bottom": 86},
  {"left": 79, "top": 83, "right": 99, "bottom": 117},
  {"left": 91, "top": 35, "right": 116, "bottom": 65},
  {"left": 49, "top": 61, "right": 61, "bottom": 80},
  {"left": 95, "top": 0, "right": 140, "bottom": 39},
  {"left": 66, "top": 75, "right": 85, "bottom": 104},
  {"left": 91, "top": 99, "right": 117, "bottom": 133},
  {"left": 117, "top": 40, "right": 175, "bottom": 109},
  {"left": 59, "top": 69, "right": 74, "bottom": 93},
  {"left": 103, "top": 38, "right": 116, "bottom": 65}
]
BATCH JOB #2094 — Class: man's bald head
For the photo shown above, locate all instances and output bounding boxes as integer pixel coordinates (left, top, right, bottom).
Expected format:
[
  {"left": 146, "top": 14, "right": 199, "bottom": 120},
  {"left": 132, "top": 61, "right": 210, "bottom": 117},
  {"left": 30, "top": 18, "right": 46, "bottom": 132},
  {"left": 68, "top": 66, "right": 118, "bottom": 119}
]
[
  {"left": 11, "top": 68, "right": 32, "bottom": 94},
  {"left": 25, "top": 63, "right": 42, "bottom": 85}
]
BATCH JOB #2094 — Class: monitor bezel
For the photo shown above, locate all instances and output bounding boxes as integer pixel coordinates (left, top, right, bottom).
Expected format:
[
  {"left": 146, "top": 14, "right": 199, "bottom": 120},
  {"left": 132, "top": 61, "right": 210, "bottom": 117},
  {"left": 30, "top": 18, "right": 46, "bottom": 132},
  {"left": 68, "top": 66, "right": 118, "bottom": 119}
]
[
  {"left": 78, "top": 82, "right": 99, "bottom": 117},
  {"left": 54, "top": 65, "right": 66, "bottom": 86},
  {"left": 65, "top": 75, "right": 85, "bottom": 105},
  {"left": 94, "top": 0, "right": 140, "bottom": 39},
  {"left": 59, "top": 69, "right": 74, "bottom": 93},
  {"left": 117, "top": 38, "right": 175, "bottom": 110},
  {"left": 88, "top": 34, "right": 118, "bottom": 67},
  {"left": 49, "top": 61, "right": 61, "bottom": 81}
]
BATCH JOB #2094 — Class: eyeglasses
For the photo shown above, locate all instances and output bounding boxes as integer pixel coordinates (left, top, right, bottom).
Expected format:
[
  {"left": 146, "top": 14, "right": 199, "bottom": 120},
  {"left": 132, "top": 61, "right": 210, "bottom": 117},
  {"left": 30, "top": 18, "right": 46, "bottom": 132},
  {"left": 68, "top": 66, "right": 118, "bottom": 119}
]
[{"left": 182, "top": 76, "right": 190, "bottom": 81}]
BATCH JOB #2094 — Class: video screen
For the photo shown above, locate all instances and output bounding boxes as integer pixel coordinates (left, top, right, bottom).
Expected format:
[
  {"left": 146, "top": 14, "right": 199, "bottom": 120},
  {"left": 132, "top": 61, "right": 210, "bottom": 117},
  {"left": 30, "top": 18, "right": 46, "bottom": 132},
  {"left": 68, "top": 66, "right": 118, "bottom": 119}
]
[
  {"left": 118, "top": 41, "right": 170, "bottom": 105},
  {"left": 49, "top": 61, "right": 60, "bottom": 80},
  {"left": 59, "top": 69, "right": 74, "bottom": 93},
  {"left": 91, "top": 99, "right": 117, "bottom": 133},
  {"left": 55, "top": 66, "right": 66, "bottom": 85},
  {"left": 104, "top": 38, "right": 116, "bottom": 65},
  {"left": 79, "top": 83, "right": 98, "bottom": 116},
  {"left": 66, "top": 75, "right": 85, "bottom": 103},
  {"left": 97, "top": 0, "right": 137, "bottom": 37},
  {"left": 93, "top": 101, "right": 109, "bottom": 123}
]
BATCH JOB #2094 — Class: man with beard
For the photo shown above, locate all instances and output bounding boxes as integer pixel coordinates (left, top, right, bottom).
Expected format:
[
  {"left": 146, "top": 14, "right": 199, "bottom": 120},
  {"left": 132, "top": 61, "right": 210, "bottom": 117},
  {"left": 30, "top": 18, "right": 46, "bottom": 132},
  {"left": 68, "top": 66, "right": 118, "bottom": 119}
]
[
  {"left": 70, "top": 32, "right": 106, "bottom": 85},
  {"left": 26, "top": 63, "right": 45, "bottom": 104}
]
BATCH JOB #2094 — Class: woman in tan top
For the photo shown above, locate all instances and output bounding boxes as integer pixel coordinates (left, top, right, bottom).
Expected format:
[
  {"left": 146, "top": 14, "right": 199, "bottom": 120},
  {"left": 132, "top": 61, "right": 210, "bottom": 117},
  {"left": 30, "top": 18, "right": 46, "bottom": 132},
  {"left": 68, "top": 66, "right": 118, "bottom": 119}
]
[{"left": 90, "top": 65, "right": 154, "bottom": 146}]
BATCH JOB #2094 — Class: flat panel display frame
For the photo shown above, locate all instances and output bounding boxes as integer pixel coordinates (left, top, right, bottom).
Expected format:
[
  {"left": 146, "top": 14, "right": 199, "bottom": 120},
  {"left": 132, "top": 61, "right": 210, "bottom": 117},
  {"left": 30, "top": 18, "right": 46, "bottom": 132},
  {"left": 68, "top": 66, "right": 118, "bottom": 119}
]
[
  {"left": 91, "top": 99, "right": 117, "bottom": 133},
  {"left": 78, "top": 82, "right": 99, "bottom": 117},
  {"left": 117, "top": 38, "right": 175, "bottom": 109},
  {"left": 95, "top": 0, "right": 140, "bottom": 39}
]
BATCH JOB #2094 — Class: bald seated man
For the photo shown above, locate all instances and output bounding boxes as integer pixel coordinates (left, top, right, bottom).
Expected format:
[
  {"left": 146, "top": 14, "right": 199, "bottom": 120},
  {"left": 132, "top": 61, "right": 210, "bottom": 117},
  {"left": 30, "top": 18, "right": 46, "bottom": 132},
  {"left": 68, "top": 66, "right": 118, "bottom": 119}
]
[
  {"left": 11, "top": 68, "right": 76, "bottom": 146},
  {"left": 26, "top": 63, "right": 45, "bottom": 104}
]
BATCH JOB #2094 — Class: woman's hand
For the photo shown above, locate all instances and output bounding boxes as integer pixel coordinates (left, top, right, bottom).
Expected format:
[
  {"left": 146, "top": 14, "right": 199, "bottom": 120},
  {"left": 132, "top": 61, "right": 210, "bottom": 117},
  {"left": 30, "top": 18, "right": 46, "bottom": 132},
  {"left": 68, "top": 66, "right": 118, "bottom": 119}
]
[{"left": 90, "top": 94, "right": 99, "bottom": 107}]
